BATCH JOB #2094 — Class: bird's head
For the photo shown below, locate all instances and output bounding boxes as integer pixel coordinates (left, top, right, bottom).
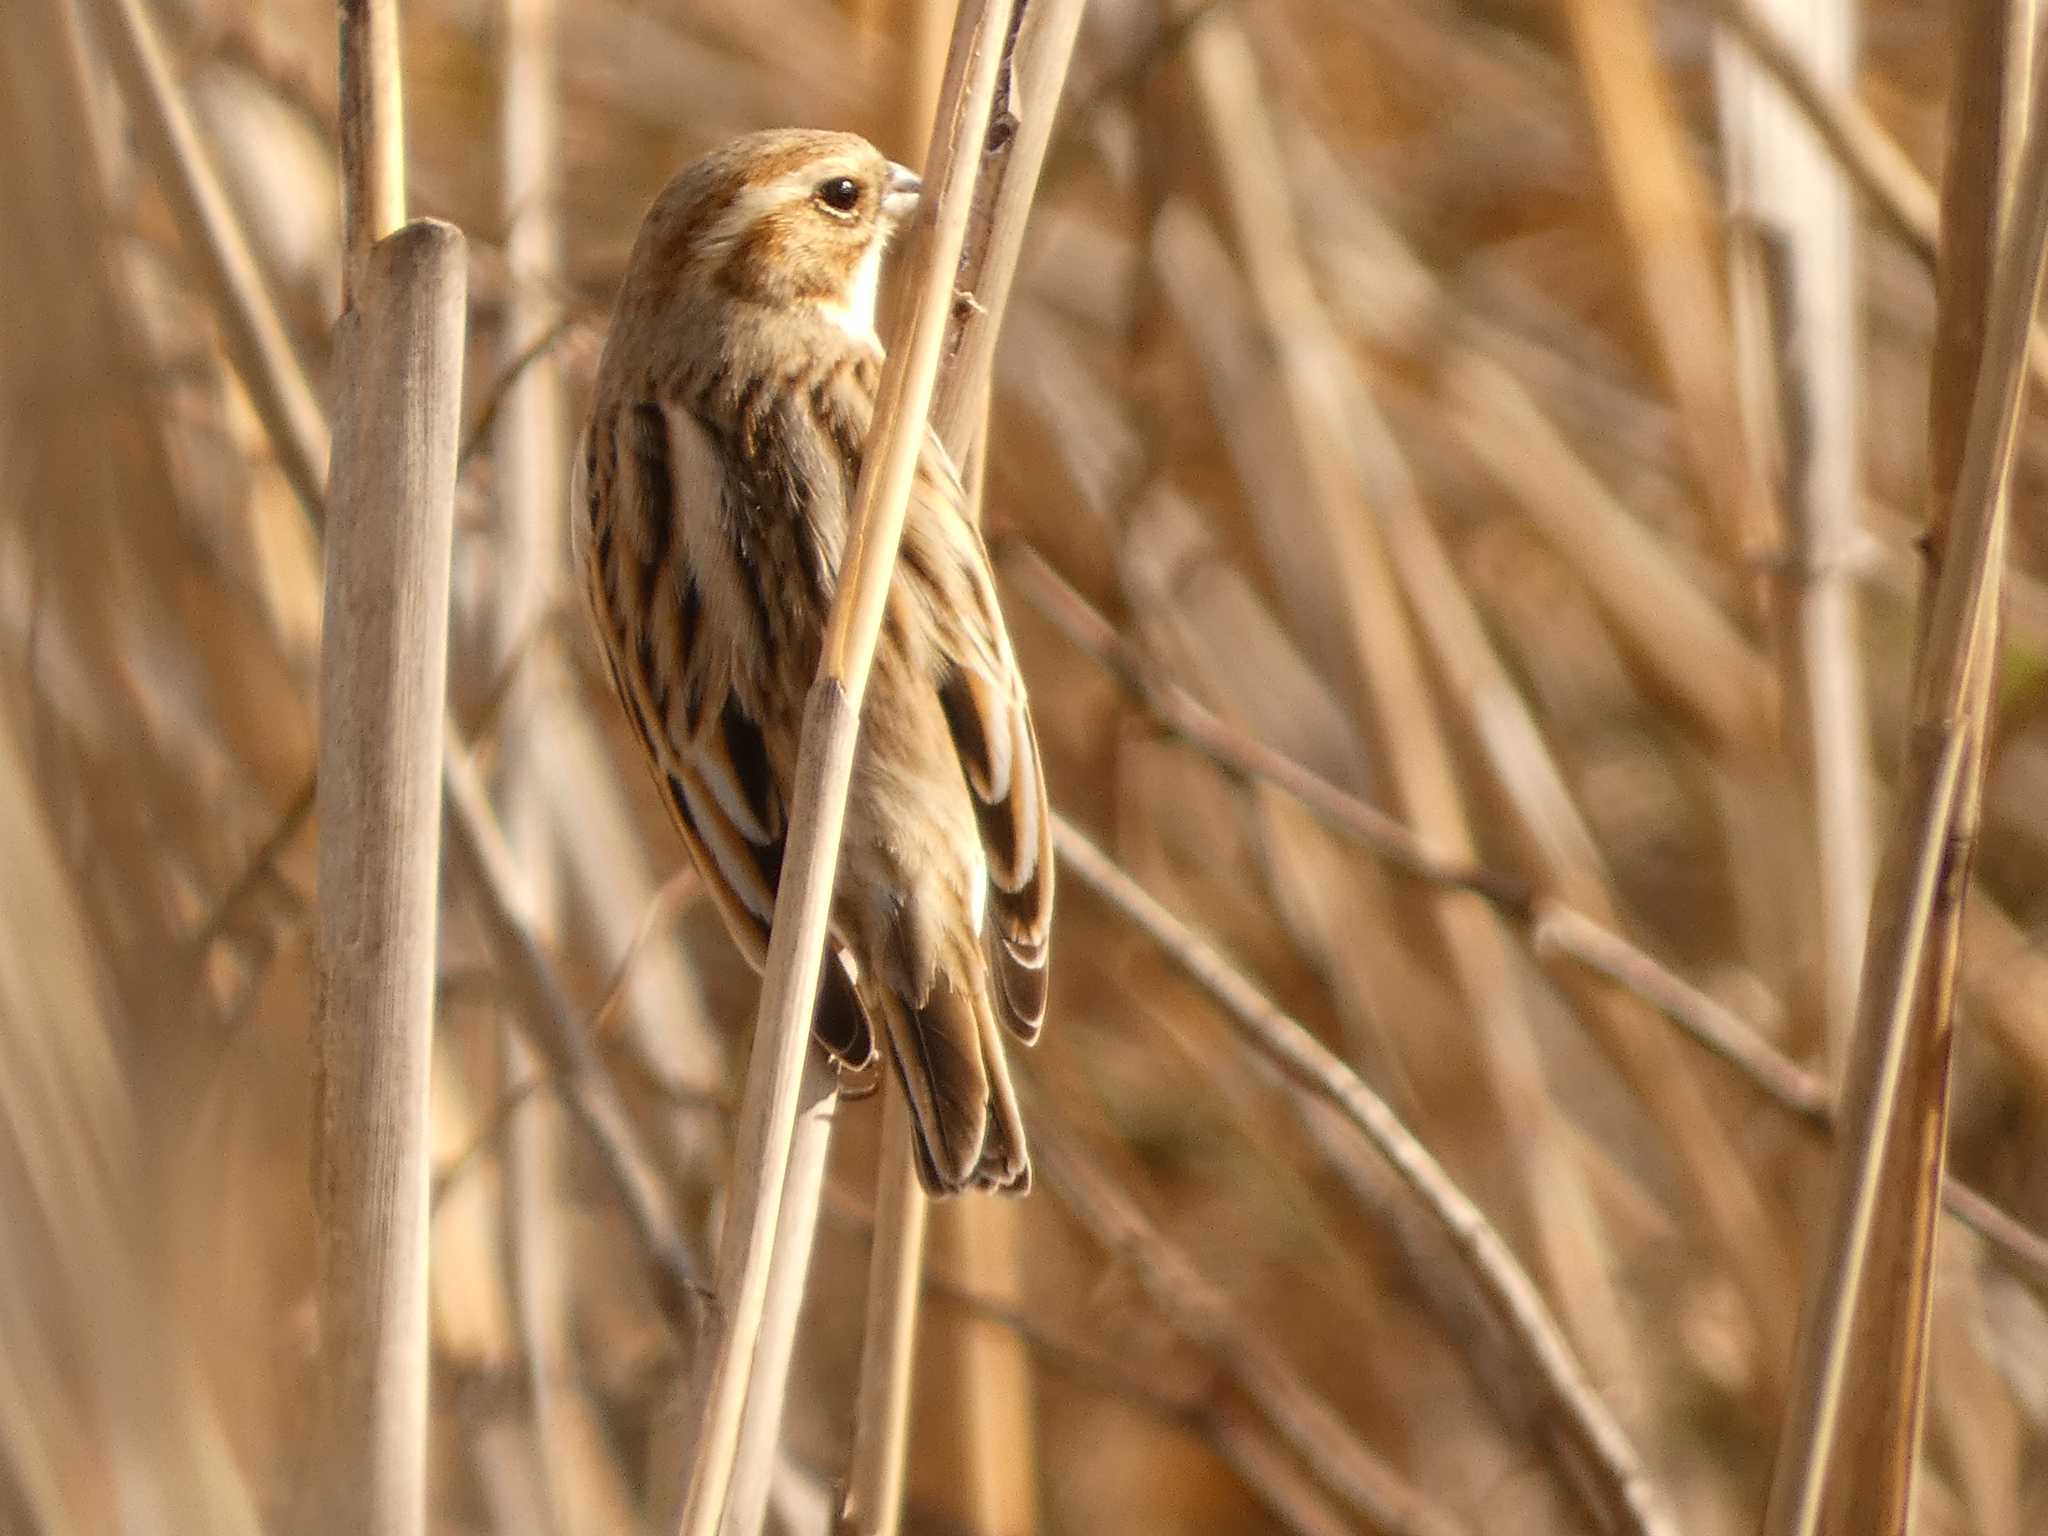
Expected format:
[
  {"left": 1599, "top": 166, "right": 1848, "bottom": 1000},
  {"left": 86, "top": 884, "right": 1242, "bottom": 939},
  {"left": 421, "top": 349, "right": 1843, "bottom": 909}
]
[{"left": 627, "top": 128, "right": 922, "bottom": 347}]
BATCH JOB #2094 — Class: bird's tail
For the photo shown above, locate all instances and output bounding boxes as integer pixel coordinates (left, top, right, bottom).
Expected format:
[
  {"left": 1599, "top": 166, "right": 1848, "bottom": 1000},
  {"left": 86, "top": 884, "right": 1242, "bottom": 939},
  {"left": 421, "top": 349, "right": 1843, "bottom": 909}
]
[{"left": 857, "top": 937, "right": 1029, "bottom": 1196}]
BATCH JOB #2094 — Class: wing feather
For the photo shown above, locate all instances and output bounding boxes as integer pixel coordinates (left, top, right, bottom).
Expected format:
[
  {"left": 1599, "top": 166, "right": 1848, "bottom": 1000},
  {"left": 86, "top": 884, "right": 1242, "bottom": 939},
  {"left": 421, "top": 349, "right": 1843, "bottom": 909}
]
[
  {"left": 581, "top": 396, "right": 874, "bottom": 1066},
  {"left": 913, "top": 442, "right": 1055, "bottom": 1042}
]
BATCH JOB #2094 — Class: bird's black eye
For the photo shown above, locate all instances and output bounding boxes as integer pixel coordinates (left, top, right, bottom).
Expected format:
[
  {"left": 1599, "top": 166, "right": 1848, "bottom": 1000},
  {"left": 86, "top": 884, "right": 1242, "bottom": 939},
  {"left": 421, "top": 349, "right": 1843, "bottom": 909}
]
[{"left": 816, "top": 176, "right": 862, "bottom": 214}]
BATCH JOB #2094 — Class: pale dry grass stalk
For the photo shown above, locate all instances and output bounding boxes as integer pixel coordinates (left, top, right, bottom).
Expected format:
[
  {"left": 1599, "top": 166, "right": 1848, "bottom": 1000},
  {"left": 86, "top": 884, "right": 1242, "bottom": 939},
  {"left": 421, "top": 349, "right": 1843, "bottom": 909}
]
[
  {"left": 1012, "top": 538, "right": 2048, "bottom": 1288},
  {"left": 720, "top": 1048, "right": 842, "bottom": 1536},
  {"left": 902, "top": 9, "right": 1082, "bottom": 1513},
  {"left": 1761, "top": 8, "right": 2048, "bottom": 1529},
  {"left": 1558, "top": 0, "right": 1777, "bottom": 595},
  {"left": 308, "top": 211, "right": 467, "bottom": 1536},
  {"left": 1709, "top": 0, "right": 2048, "bottom": 399},
  {"left": 82, "top": 0, "right": 330, "bottom": 523},
  {"left": 838, "top": 1094, "right": 931, "bottom": 1536},
  {"left": 94, "top": 0, "right": 704, "bottom": 1336},
  {"left": 479, "top": 0, "right": 608, "bottom": 1526},
  {"left": 1052, "top": 819, "right": 1676, "bottom": 1536},
  {"left": 1715, "top": 0, "right": 1872, "bottom": 1066},
  {"left": 1708, "top": 0, "right": 1939, "bottom": 257},
  {"left": 1169, "top": 17, "right": 1627, "bottom": 1382},
  {"left": 338, "top": 0, "right": 404, "bottom": 309},
  {"left": 670, "top": 5, "right": 1015, "bottom": 1528},
  {"left": 1371, "top": 442, "right": 1800, "bottom": 1392}
]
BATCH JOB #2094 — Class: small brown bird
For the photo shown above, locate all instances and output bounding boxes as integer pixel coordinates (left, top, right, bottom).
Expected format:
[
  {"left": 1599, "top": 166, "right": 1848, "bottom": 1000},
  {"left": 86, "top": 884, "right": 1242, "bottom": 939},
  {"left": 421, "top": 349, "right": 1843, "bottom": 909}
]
[{"left": 573, "top": 129, "right": 1052, "bottom": 1194}]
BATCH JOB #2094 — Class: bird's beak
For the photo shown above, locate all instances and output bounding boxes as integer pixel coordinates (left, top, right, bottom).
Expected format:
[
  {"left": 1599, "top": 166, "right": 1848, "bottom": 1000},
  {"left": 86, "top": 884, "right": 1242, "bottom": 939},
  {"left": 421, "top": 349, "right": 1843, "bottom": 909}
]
[{"left": 883, "top": 162, "right": 923, "bottom": 222}]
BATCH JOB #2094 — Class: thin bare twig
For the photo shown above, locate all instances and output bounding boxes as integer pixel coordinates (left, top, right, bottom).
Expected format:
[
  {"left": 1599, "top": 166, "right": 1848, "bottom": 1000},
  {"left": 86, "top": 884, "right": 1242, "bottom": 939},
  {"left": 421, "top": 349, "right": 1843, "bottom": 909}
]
[
  {"left": 1010, "top": 540, "right": 2048, "bottom": 1293},
  {"left": 1054, "top": 818, "right": 1677, "bottom": 1536}
]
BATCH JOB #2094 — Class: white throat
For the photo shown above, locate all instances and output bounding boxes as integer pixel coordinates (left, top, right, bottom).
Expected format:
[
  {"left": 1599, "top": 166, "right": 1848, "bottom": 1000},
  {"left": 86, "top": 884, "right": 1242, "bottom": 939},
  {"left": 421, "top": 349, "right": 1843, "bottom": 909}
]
[{"left": 814, "top": 237, "right": 885, "bottom": 347}]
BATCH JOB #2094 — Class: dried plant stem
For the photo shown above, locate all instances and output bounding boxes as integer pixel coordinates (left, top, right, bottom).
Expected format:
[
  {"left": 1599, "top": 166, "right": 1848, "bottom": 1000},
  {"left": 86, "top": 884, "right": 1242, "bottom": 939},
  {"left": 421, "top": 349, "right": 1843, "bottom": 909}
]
[
  {"left": 1708, "top": 0, "right": 2048, "bottom": 396},
  {"left": 1053, "top": 819, "right": 1675, "bottom": 1536},
  {"left": 307, "top": 218, "right": 466, "bottom": 1536},
  {"left": 670, "top": 5, "right": 1015, "bottom": 1530},
  {"left": 481, "top": 0, "right": 599, "bottom": 1524},
  {"left": 908, "top": 8, "right": 1082, "bottom": 1504},
  {"left": 1373, "top": 457, "right": 1799, "bottom": 1388},
  {"left": 339, "top": 0, "right": 404, "bottom": 307},
  {"left": 1761, "top": 13, "right": 2048, "bottom": 1531},
  {"left": 442, "top": 741, "right": 701, "bottom": 1323},
  {"left": 928, "top": 0, "right": 1088, "bottom": 453},
  {"left": 1716, "top": 0, "right": 1872, "bottom": 1064},
  {"left": 720, "top": 1049, "right": 842, "bottom": 1536},
  {"left": 1009, "top": 543, "right": 2048, "bottom": 1289},
  {"left": 1171, "top": 23, "right": 1624, "bottom": 1377},
  {"left": 1707, "top": 0, "right": 1937, "bottom": 257},
  {"left": 83, "top": 0, "right": 330, "bottom": 521},
  {"left": 838, "top": 1094, "right": 931, "bottom": 1536},
  {"left": 93, "top": 0, "right": 702, "bottom": 1330},
  {"left": 1560, "top": 0, "right": 1775, "bottom": 590}
]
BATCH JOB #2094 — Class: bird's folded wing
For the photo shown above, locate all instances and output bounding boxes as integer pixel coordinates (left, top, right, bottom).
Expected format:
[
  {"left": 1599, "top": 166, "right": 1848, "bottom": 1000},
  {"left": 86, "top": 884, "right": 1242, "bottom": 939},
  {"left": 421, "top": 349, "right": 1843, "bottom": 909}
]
[{"left": 916, "top": 445, "right": 1054, "bottom": 1041}]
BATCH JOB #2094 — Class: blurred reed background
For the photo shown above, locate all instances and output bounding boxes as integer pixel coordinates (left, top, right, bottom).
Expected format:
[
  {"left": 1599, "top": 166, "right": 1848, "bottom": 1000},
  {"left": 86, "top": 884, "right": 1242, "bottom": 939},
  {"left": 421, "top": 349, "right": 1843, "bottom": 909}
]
[{"left": 3, "top": 0, "right": 2047, "bottom": 1531}]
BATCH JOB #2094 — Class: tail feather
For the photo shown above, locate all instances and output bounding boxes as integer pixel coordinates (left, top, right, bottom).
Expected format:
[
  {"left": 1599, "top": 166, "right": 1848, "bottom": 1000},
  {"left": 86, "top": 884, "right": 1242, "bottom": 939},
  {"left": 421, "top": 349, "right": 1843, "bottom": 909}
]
[
  {"left": 970, "top": 981, "right": 1031, "bottom": 1193},
  {"left": 868, "top": 967, "right": 991, "bottom": 1195},
  {"left": 812, "top": 946, "right": 875, "bottom": 1067}
]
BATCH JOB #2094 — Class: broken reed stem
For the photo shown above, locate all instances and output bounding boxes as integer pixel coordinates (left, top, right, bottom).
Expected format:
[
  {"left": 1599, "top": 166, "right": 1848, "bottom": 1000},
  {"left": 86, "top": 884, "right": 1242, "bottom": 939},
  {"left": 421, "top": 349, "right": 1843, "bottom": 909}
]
[
  {"left": 95, "top": 0, "right": 703, "bottom": 1333},
  {"left": 1051, "top": 818, "right": 1676, "bottom": 1536},
  {"left": 837, "top": 1094, "right": 931, "bottom": 1536},
  {"left": 670, "top": 5, "right": 1015, "bottom": 1531},
  {"left": 302, "top": 0, "right": 455, "bottom": 1528},
  {"left": 1006, "top": 540, "right": 2048, "bottom": 1290},
  {"left": 308, "top": 218, "right": 466, "bottom": 1536},
  {"left": 1761, "top": 21, "right": 2048, "bottom": 1533}
]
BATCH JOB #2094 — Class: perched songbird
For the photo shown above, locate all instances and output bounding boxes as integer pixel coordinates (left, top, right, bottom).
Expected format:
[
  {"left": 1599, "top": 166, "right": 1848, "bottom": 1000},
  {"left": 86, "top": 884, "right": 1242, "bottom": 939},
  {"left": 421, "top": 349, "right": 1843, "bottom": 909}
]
[{"left": 573, "top": 129, "right": 1053, "bottom": 1194}]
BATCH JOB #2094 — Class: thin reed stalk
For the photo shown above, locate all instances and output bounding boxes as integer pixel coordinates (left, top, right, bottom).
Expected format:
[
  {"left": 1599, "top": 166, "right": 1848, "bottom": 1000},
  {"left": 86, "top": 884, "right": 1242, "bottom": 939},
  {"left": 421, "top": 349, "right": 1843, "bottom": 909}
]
[
  {"left": 1169, "top": 17, "right": 1627, "bottom": 1379},
  {"left": 1007, "top": 540, "right": 2048, "bottom": 1288},
  {"left": 838, "top": 1094, "right": 931, "bottom": 1536},
  {"left": 82, "top": 0, "right": 330, "bottom": 522},
  {"left": 670, "top": 6, "right": 1016, "bottom": 1529},
  {"left": 1715, "top": 0, "right": 1872, "bottom": 1065},
  {"left": 1053, "top": 819, "right": 1676, "bottom": 1536},
  {"left": 1761, "top": 10, "right": 2048, "bottom": 1530},
  {"left": 720, "top": 1049, "right": 842, "bottom": 1536}
]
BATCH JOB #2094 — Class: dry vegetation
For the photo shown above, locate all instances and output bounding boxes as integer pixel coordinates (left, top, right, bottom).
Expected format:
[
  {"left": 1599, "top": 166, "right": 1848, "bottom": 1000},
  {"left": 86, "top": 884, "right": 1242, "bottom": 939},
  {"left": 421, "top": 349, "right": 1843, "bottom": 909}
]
[{"left": 3, "top": 0, "right": 2048, "bottom": 1532}]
